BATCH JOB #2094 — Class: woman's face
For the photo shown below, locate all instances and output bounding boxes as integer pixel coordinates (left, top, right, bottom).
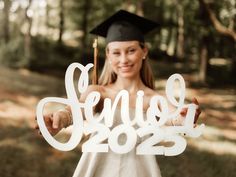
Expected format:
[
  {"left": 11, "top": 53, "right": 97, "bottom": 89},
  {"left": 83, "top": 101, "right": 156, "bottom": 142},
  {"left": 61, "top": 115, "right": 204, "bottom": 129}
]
[{"left": 106, "top": 41, "right": 148, "bottom": 79}]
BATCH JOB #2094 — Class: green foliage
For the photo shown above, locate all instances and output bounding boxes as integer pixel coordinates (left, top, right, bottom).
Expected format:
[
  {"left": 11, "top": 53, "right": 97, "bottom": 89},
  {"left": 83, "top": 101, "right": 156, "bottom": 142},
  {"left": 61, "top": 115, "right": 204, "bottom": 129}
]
[
  {"left": 0, "top": 0, "right": 235, "bottom": 83},
  {"left": 0, "top": 35, "right": 79, "bottom": 73},
  {"left": 0, "top": 37, "right": 25, "bottom": 68},
  {"left": 29, "top": 36, "right": 79, "bottom": 72}
]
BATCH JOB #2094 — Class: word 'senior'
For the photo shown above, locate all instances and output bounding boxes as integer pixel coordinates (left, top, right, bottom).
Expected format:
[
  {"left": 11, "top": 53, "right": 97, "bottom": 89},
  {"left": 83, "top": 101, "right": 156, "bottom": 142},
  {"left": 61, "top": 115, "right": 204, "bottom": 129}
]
[{"left": 36, "top": 63, "right": 204, "bottom": 156}]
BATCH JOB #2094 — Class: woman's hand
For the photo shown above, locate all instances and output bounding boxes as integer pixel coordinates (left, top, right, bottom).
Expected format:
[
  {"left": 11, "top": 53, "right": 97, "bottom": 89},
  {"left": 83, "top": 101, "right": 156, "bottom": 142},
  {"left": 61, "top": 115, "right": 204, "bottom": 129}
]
[
  {"left": 35, "top": 109, "right": 71, "bottom": 136},
  {"left": 180, "top": 97, "right": 202, "bottom": 125}
]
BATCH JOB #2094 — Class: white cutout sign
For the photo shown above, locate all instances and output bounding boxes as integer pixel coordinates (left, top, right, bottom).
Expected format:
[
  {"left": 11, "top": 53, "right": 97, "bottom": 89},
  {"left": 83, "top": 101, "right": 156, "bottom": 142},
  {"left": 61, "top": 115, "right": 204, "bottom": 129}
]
[{"left": 36, "top": 62, "right": 205, "bottom": 155}]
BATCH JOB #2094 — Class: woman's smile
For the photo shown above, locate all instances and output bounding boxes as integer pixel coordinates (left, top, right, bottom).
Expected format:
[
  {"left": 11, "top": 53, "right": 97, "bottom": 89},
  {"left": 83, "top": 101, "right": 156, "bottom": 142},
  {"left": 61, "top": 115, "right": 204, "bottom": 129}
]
[
  {"left": 118, "top": 64, "right": 134, "bottom": 72},
  {"left": 106, "top": 41, "right": 147, "bottom": 79}
]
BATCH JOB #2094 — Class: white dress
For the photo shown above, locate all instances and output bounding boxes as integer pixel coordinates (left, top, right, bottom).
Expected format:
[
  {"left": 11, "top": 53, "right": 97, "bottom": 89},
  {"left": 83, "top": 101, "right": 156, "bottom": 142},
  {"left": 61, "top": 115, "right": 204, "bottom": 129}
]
[{"left": 72, "top": 108, "right": 162, "bottom": 177}]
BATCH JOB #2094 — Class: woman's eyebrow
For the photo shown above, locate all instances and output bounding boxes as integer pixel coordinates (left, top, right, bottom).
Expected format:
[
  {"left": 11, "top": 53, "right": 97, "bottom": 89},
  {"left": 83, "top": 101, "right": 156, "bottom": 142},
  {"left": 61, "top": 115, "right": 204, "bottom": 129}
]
[
  {"left": 128, "top": 43, "right": 139, "bottom": 47},
  {"left": 110, "top": 48, "right": 120, "bottom": 52},
  {"left": 109, "top": 44, "right": 138, "bottom": 51},
  {"left": 127, "top": 45, "right": 137, "bottom": 48}
]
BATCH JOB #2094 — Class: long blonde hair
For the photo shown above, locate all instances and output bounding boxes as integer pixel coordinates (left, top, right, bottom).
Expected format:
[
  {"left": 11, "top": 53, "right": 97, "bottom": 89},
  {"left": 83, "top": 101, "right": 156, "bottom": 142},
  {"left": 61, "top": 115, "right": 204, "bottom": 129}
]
[{"left": 98, "top": 43, "right": 155, "bottom": 89}]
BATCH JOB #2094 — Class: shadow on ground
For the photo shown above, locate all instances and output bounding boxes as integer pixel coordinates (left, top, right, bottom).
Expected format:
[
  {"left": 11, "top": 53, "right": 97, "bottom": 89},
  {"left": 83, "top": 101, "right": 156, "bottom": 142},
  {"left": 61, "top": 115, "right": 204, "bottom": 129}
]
[
  {"left": 0, "top": 124, "right": 235, "bottom": 177},
  {"left": 0, "top": 65, "right": 235, "bottom": 177},
  {"left": 158, "top": 146, "right": 236, "bottom": 177},
  {"left": 0, "top": 124, "right": 81, "bottom": 177}
]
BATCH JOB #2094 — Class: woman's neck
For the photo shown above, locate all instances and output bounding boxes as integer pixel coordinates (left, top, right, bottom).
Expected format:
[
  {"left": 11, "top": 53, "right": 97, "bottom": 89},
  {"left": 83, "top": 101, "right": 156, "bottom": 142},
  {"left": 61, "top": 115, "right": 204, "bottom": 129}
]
[{"left": 113, "top": 76, "right": 145, "bottom": 94}]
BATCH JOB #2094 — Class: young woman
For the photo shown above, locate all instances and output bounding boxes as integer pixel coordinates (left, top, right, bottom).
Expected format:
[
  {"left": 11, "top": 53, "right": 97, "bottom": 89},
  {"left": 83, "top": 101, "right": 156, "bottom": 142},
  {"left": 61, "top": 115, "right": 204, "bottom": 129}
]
[{"left": 36, "top": 10, "right": 201, "bottom": 177}]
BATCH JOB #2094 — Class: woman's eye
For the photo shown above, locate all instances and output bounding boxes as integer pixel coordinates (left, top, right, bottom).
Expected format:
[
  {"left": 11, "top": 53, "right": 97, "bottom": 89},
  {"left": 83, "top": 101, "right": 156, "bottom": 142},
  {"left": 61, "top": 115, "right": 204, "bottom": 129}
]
[
  {"left": 128, "top": 49, "right": 136, "bottom": 54},
  {"left": 112, "top": 52, "right": 120, "bottom": 56}
]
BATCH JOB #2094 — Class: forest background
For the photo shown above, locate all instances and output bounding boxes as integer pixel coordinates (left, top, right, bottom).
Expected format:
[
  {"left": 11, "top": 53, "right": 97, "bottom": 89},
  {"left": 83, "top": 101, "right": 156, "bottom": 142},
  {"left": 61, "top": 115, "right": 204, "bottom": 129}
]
[{"left": 0, "top": 0, "right": 235, "bottom": 177}]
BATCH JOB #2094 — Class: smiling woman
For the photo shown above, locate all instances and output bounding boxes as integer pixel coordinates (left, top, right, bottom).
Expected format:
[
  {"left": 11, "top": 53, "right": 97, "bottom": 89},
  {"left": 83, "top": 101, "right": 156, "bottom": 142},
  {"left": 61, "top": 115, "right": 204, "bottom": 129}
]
[
  {"left": 99, "top": 41, "right": 154, "bottom": 89},
  {"left": 106, "top": 41, "right": 147, "bottom": 80},
  {"left": 35, "top": 9, "right": 202, "bottom": 177}
]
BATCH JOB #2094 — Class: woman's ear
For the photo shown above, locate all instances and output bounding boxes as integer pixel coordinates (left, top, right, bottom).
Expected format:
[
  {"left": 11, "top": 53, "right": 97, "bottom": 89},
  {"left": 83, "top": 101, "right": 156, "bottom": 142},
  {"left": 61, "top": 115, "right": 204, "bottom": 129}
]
[
  {"left": 142, "top": 45, "right": 148, "bottom": 59},
  {"left": 106, "top": 57, "right": 112, "bottom": 64},
  {"left": 105, "top": 46, "right": 111, "bottom": 62},
  {"left": 106, "top": 54, "right": 111, "bottom": 64}
]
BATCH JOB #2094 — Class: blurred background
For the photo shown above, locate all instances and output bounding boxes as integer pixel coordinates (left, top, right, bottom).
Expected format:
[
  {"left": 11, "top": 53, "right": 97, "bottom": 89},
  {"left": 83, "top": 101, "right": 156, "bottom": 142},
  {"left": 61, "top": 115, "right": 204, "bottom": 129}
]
[{"left": 0, "top": 0, "right": 235, "bottom": 177}]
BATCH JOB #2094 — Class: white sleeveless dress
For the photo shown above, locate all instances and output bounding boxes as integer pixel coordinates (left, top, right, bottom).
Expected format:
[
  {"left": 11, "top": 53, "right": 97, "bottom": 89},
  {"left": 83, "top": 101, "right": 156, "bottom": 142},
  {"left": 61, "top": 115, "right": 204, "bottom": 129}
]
[{"left": 72, "top": 108, "right": 162, "bottom": 177}]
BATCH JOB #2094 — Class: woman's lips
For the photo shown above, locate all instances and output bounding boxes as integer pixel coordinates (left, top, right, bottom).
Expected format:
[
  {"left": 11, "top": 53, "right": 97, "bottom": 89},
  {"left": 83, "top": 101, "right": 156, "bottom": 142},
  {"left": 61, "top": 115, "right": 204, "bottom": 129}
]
[{"left": 119, "top": 65, "right": 133, "bottom": 72}]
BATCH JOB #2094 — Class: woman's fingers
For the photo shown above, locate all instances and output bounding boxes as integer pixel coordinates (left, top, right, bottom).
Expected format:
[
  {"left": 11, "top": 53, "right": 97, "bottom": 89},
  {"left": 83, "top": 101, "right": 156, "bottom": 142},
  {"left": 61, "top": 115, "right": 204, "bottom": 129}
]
[
  {"left": 35, "top": 124, "right": 39, "bottom": 129},
  {"left": 180, "top": 108, "right": 188, "bottom": 116},
  {"left": 52, "top": 113, "right": 61, "bottom": 129},
  {"left": 180, "top": 97, "right": 202, "bottom": 124},
  {"left": 194, "top": 109, "right": 202, "bottom": 123},
  {"left": 192, "top": 97, "right": 199, "bottom": 105},
  {"left": 38, "top": 130, "right": 42, "bottom": 135},
  {"left": 35, "top": 113, "right": 55, "bottom": 135},
  {"left": 180, "top": 98, "right": 199, "bottom": 117},
  {"left": 192, "top": 97, "right": 202, "bottom": 123},
  {"left": 34, "top": 116, "right": 39, "bottom": 129}
]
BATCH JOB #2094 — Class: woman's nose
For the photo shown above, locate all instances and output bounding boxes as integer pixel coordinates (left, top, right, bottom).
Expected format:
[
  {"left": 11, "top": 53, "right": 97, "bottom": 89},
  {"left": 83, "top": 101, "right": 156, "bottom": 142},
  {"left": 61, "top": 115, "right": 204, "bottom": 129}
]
[{"left": 120, "top": 54, "right": 128, "bottom": 63}]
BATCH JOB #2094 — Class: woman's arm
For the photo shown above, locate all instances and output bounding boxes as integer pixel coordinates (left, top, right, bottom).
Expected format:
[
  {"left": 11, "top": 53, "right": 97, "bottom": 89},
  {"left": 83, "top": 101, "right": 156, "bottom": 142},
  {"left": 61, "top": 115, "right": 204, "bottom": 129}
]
[{"left": 35, "top": 85, "right": 103, "bottom": 136}]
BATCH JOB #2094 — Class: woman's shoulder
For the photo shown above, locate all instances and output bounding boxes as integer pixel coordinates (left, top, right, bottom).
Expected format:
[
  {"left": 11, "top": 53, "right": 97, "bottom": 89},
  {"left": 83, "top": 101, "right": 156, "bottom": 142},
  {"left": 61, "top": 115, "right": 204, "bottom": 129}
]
[
  {"left": 79, "top": 84, "right": 106, "bottom": 101},
  {"left": 86, "top": 84, "right": 106, "bottom": 92},
  {"left": 144, "top": 87, "right": 169, "bottom": 105}
]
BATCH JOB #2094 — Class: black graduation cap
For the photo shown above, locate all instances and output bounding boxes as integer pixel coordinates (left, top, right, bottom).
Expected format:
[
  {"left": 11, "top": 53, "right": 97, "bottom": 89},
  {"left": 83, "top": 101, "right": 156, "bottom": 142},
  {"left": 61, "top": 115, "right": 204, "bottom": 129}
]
[{"left": 90, "top": 10, "right": 159, "bottom": 43}]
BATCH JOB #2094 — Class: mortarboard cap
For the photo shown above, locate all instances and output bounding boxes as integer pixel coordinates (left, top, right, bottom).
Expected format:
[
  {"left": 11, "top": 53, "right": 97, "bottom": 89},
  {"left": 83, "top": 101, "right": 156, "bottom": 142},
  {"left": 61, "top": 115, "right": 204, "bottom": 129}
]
[{"left": 90, "top": 10, "right": 159, "bottom": 43}]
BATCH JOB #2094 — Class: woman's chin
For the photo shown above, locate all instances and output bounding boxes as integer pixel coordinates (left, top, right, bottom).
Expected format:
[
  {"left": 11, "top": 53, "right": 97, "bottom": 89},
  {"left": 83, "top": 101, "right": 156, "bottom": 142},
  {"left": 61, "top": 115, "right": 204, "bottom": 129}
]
[{"left": 118, "top": 72, "right": 138, "bottom": 79}]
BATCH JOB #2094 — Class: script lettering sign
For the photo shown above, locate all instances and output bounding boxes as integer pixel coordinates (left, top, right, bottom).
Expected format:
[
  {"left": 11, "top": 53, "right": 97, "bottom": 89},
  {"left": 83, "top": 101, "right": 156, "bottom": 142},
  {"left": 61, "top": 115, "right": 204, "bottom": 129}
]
[{"left": 36, "top": 63, "right": 204, "bottom": 156}]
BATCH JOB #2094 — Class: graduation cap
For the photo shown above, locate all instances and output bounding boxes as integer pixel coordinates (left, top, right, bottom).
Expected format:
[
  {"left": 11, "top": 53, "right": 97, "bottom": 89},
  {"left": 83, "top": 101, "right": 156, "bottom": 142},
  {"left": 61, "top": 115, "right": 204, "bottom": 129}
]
[
  {"left": 90, "top": 9, "right": 159, "bottom": 43},
  {"left": 90, "top": 10, "right": 158, "bottom": 84}
]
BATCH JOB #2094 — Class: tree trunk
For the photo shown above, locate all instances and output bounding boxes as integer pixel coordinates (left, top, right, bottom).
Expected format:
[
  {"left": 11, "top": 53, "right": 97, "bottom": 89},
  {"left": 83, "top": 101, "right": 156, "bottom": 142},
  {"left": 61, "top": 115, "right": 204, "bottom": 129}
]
[
  {"left": 3, "top": 0, "right": 11, "bottom": 43},
  {"left": 122, "top": 0, "right": 133, "bottom": 12},
  {"left": 199, "top": 0, "right": 236, "bottom": 41},
  {"left": 176, "top": 3, "right": 185, "bottom": 59},
  {"left": 80, "top": 0, "right": 91, "bottom": 65},
  {"left": 167, "top": 28, "right": 177, "bottom": 57},
  {"left": 24, "top": 0, "right": 33, "bottom": 66},
  {"left": 199, "top": 37, "right": 209, "bottom": 83},
  {"left": 45, "top": 0, "right": 50, "bottom": 37},
  {"left": 136, "top": 0, "right": 144, "bottom": 16},
  {"left": 58, "top": 0, "right": 64, "bottom": 44}
]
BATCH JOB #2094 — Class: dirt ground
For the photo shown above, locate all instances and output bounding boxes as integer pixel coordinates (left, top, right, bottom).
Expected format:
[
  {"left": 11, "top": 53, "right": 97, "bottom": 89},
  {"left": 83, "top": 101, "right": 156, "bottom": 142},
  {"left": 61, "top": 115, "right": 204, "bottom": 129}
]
[{"left": 0, "top": 65, "right": 235, "bottom": 177}]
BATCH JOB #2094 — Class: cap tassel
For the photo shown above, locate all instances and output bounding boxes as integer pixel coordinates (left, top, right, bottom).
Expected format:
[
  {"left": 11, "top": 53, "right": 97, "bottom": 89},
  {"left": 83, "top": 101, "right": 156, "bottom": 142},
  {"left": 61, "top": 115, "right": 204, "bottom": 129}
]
[{"left": 92, "top": 38, "right": 98, "bottom": 85}]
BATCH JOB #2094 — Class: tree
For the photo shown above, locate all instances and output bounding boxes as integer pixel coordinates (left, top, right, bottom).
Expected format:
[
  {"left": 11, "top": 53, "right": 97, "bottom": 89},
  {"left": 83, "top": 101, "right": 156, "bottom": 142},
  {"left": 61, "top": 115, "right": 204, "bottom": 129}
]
[
  {"left": 198, "top": 0, "right": 236, "bottom": 83},
  {"left": 199, "top": 0, "right": 236, "bottom": 41},
  {"left": 136, "top": 0, "right": 144, "bottom": 16},
  {"left": 80, "top": 0, "right": 92, "bottom": 64},
  {"left": 3, "top": 0, "right": 11, "bottom": 43},
  {"left": 199, "top": 36, "right": 209, "bottom": 84},
  {"left": 176, "top": 1, "right": 185, "bottom": 59},
  {"left": 58, "top": 0, "right": 64, "bottom": 44},
  {"left": 23, "top": 0, "right": 33, "bottom": 66}
]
